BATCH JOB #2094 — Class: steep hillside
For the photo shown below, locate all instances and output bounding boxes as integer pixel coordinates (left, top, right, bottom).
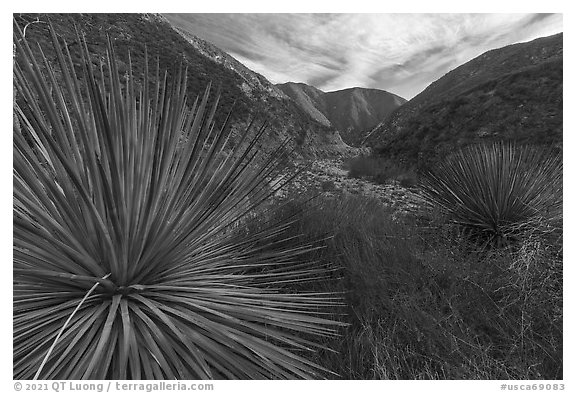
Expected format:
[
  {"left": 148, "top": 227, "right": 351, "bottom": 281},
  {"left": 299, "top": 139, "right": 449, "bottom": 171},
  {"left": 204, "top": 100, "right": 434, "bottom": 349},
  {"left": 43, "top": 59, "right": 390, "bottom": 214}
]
[
  {"left": 277, "top": 82, "right": 406, "bottom": 146},
  {"left": 324, "top": 87, "right": 407, "bottom": 145},
  {"left": 364, "top": 33, "right": 563, "bottom": 167},
  {"left": 275, "top": 83, "right": 332, "bottom": 127},
  {"left": 14, "top": 13, "right": 353, "bottom": 158}
]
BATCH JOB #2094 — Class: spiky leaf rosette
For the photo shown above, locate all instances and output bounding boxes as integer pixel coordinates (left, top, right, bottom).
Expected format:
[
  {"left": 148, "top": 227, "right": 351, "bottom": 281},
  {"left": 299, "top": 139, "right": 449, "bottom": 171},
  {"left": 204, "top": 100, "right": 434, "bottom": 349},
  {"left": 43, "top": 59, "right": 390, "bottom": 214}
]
[
  {"left": 13, "top": 22, "right": 342, "bottom": 379},
  {"left": 420, "top": 142, "right": 562, "bottom": 245}
]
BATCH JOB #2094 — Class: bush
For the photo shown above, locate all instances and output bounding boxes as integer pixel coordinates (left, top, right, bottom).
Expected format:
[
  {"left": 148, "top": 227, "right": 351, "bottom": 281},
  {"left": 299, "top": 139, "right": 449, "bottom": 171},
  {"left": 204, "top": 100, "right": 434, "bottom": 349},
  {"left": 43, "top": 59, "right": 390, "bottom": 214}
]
[
  {"left": 345, "top": 155, "right": 417, "bottom": 186},
  {"left": 13, "top": 23, "right": 340, "bottom": 379},
  {"left": 321, "top": 180, "right": 337, "bottom": 192},
  {"left": 420, "top": 142, "right": 562, "bottom": 247},
  {"left": 397, "top": 172, "right": 419, "bottom": 188}
]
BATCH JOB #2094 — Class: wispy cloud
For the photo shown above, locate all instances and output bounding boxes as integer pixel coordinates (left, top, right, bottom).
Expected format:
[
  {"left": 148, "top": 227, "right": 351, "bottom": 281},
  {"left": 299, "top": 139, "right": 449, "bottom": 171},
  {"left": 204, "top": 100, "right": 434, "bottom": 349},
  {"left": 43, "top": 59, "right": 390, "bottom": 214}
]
[{"left": 164, "top": 13, "right": 562, "bottom": 99}]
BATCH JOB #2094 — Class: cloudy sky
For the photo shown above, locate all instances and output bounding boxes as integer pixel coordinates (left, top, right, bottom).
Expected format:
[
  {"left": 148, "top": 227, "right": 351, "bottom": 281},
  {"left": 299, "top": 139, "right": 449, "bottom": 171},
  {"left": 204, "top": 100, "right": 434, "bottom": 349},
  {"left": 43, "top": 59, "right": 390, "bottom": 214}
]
[{"left": 169, "top": 14, "right": 560, "bottom": 99}]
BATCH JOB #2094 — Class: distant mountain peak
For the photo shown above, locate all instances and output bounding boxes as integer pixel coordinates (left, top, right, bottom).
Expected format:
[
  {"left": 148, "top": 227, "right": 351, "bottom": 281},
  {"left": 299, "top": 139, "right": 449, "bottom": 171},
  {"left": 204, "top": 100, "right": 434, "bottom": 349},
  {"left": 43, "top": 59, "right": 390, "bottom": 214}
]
[{"left": 277, "top": 82, "right": 407, "bottom": 145}]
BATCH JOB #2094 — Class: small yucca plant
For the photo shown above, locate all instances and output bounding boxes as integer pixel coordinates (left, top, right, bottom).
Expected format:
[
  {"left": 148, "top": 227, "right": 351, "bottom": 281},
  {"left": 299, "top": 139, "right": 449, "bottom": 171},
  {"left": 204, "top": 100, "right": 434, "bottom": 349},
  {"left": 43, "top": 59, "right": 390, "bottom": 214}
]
[
  {"left": 13, "top": 22, "right": 342, "bottom": 379},
  {"left": 420, "top": 142, "right": 562, "bottom": 247}
]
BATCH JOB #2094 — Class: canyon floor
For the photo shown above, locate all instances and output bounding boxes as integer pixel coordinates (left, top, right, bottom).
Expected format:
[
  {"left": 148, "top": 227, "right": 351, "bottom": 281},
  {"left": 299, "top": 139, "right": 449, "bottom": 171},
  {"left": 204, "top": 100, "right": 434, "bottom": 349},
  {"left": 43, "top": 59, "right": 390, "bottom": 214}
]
[{"left": 277, "top": 158, "right": 424, "bottom": 220}]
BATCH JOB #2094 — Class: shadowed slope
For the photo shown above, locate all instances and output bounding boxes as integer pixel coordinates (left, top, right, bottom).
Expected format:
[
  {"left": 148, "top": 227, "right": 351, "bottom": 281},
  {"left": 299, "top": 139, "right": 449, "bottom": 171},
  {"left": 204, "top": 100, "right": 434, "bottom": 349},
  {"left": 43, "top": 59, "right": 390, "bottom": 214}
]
[{"left": 364, "top": 33, "right": 563, "bottom": 167}]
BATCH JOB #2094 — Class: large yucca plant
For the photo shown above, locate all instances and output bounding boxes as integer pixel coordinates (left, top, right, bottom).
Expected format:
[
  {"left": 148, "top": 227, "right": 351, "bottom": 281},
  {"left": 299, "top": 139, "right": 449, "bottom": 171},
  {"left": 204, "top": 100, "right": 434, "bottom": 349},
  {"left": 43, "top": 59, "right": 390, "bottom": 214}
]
[
  {"left": 13, "top": 22, "right": 342, "bottom": 379},
  {"left": 420, "top": 142, "right": 562, "bottom": 246}
]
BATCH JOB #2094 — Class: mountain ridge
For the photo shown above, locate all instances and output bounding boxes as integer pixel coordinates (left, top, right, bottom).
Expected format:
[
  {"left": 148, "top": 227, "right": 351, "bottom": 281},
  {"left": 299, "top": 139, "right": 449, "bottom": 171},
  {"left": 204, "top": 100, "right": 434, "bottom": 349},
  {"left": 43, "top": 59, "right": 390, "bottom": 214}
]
[
  {"left": 14, "top": 13, "right": 356, "bottom": 158},
  {"left": 363, "top": 32, "right": 563, "bottom": 167},
  {"left": 277, "top": 82, "right": 406, "bottom": 146}
]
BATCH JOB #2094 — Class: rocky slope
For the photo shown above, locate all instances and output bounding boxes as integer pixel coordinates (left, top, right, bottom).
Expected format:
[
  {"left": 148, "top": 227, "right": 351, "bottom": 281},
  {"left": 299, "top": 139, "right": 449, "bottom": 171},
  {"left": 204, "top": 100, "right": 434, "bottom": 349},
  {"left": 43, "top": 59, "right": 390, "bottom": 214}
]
[
  {"left": 14, "top": 13, "right": 356, "bottom": 158},
  {"left": 277, "top": 82, "right": 406, "bottom": 146},
  {"left": 364, "top": 33, "right": 563, "bottom": 168}
]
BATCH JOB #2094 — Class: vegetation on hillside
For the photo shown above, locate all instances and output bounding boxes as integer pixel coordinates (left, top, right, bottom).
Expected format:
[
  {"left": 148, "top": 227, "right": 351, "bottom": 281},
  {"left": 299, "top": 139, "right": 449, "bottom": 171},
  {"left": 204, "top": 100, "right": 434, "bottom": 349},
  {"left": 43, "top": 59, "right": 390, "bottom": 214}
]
[
  {"left": 367, "top": 34, "right": 563, "bottom": 169},
  {"left": 14, "top": 13, "right": 249, "bottom": 125},
  {"left": 374, "top": 60, "right": 562, "bottom": 168},
  {"left": 13, "top": 13, "right": 340, "bottom": 156}
]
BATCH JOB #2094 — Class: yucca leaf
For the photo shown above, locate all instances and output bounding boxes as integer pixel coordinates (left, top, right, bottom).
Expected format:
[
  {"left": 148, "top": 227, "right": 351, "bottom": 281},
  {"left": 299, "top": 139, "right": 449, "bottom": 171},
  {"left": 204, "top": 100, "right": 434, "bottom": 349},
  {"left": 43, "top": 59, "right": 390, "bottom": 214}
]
[
  {"left": 14, "top": 20, "right": 342, "bottom": 380},
  {"left": 421, "top": 142, "right": 562, "bottom": 246}
]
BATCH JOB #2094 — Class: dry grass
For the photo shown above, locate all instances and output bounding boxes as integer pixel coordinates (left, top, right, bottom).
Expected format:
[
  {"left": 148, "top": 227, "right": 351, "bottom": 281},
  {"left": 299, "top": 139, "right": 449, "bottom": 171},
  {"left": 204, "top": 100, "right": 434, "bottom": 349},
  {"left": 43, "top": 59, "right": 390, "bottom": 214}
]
[{"left": 248, "top": 193, "right": 563, "bottom": 379}]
